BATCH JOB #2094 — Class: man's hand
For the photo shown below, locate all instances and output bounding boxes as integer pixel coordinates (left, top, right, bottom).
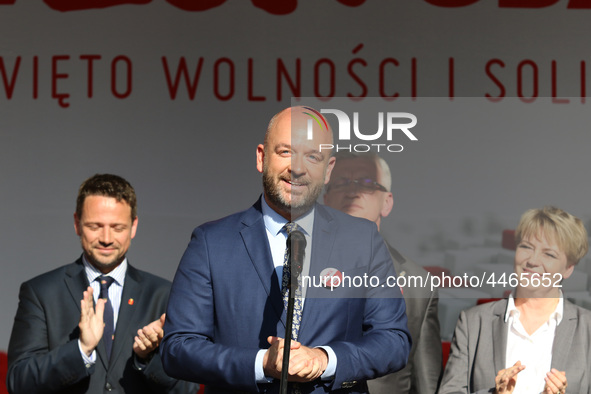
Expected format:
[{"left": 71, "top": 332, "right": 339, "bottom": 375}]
[
  {"left": 262, "top": 336, "right": 328, "bottom": 382},
  {"left": 287, "top": 345, "right": 328, "bottom": 382},
  {"left": 79, "top": 286, "right": 105, "bottom": 356},
  {"left": 544, "top": 369, "right": 567, "bottom": 394},
  {"left": 133, "top": 313, "right": 166, "bottom": 360},
  {"left": 263, "top": 336, "right": 301, "bottom": 379},
  {"left": 495, "top": 361, "right": 525, "bottom": 394}
]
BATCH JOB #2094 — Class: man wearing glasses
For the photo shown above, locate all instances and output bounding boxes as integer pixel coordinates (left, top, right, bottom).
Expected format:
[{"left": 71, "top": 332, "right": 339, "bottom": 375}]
[{"left": 324, "top": 152, "right": 442, "bottom": 394}]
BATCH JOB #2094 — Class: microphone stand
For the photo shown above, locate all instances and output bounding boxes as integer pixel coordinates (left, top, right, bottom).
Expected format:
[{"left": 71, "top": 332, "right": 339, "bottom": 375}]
[
  {"left": 279, "top": 230, "right": 306, "bottom": 394},
  {"left": 279, "top": 245, "right": 296, "bottom": 394}
]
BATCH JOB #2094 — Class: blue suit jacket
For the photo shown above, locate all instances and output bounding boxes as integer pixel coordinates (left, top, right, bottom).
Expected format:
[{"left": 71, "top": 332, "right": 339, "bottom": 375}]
[{"left": 161, "top": 200, "right": 410, "bottom": 393}]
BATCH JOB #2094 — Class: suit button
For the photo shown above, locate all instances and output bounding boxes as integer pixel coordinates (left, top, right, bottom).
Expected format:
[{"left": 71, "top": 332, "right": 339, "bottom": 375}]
[
  {"left": 342, "top": 381, "right": 358, "bottom": 389},
  {"left": 105, "top": 382, "right": 113, "bottom": 391}
]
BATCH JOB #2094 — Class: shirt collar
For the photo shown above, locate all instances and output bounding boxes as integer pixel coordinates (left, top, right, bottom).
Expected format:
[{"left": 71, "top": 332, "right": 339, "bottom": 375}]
[
  {"left": 261, "top": 196, "right": 314, "bottom": 236},
  {"left": 82, "top": 255, "right": 127, "bottom": 287},
  {"left": 505, "top": 290, "right": 564, "bottom": 325}
]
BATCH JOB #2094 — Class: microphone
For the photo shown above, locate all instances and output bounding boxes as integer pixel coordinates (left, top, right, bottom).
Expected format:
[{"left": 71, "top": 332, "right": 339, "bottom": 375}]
[
  {"left": 280, "top": 230, "right": 307, "bottom": 394},
  {"left": 288, "top": 230, "right": 306, "bottom": 281}
]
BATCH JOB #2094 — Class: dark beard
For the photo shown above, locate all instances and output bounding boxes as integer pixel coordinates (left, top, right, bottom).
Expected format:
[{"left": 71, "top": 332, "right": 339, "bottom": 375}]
[
  {"left": 84, "top": 252, "right": 124, "bottom": 274},
  {"left": 262, "top": 170, "right": 321, "bottom": 219}
]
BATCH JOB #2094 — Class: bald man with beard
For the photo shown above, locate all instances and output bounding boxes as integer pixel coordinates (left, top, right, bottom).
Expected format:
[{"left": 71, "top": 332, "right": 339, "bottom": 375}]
[{"left": 160, "top": 107, "right": 411, "bottom": 394}]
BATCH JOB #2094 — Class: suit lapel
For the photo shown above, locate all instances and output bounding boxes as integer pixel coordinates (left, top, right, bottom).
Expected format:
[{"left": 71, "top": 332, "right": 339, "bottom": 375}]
[
  {"left": 306, "top": 205, "right": 337, "bottom": 278},
  {"left": 240, "top": 200, "right": 285, "bottom": 326},
  {"left": 64, "top": 258, "right": 88, "bottom": 313},
  {"left": 551, "top": 300, "right": 576, "bottom": 370},
  {"left": 110, "top": 264, "right": 143, "bottom": 366},
  {"left": 298, "top": 205, "right": 336, "bottom": 338},
  {"left": 387, "top": 243, "right": 406, "bottom": 272},
  {"left": 387, "top": 243, "right": 406, "bottom": 292},
  {"left": 492, "top": 300, "right": 508, "bottom": 373}
]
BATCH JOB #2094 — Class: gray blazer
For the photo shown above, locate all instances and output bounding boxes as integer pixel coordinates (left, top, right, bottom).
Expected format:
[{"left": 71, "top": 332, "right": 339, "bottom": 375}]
[
  {"left": 439, "top": 298, "right": 591, "bottom": 394},
  {"left": 368, "top": 244, "right": 442, "bottom": 394}
]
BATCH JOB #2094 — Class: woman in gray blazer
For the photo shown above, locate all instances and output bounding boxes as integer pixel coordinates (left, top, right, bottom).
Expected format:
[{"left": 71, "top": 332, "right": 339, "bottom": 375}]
[{"left": 440, "top": 206, "right": 591, "bottom": 394}]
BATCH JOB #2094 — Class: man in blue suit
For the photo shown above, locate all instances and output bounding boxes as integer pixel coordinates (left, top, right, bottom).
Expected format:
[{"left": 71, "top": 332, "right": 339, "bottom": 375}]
[{"left": 160, "top": 107, "right": 411, "bottom": 393}]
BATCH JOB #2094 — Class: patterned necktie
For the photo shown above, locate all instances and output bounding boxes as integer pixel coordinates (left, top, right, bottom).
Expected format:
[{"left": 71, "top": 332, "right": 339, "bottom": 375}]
[
  {"left": 98, "top": 275, "right": 115, "bottom": 359},
  {"left": 281, "top": 222, "right": 303, "bottom": 341}
]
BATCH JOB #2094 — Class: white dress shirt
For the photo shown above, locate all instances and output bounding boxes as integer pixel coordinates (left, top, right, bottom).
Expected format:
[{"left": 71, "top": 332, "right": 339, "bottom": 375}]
[
  {"left": 261, "top": 196, "right": 314, "bottom": 297},
  {"left": 79, "top": 257, "right": 128, "bottom": 365},
  {"left": 504, "top": 293, "right": 563, "bottom": 394}
]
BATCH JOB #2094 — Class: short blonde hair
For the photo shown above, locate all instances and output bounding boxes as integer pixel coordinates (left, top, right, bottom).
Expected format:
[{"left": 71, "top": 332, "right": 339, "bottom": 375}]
[{"left": 515, "top": 206, "right": 589, "bottom": 266}]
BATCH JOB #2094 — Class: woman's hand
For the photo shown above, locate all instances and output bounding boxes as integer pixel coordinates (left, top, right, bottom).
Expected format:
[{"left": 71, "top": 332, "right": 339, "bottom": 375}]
[
  {"left": 544, "top": 369, "right": 567, "bottom": 394},
  {"left": 495, "top": 361, "right": 525, "bottom": 393}
]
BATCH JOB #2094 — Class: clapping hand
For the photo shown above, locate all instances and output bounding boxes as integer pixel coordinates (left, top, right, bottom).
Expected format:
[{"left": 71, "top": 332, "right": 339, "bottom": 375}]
[
  {"left": 78, "top": 286, "right": 106, "bottom": 356},
  {"left": 495, "top": 361, "right": 525, "bottom": 394},
  {"left": 133, "top": 313, "right": 166, "bottom": 360}
]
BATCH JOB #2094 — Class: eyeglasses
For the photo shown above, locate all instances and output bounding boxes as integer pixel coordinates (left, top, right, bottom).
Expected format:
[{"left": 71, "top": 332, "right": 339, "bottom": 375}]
[{"left": 326, "top": 178, "right": 388, "bottom": 193}]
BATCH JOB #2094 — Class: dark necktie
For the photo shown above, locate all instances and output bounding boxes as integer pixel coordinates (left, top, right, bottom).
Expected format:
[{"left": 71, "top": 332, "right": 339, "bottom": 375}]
[
  {"left": 98, "top": 275, "right": 115, "bottom": 359},
  {"left": 281, "top": 222, "right": 303, "bottom": 341}
]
